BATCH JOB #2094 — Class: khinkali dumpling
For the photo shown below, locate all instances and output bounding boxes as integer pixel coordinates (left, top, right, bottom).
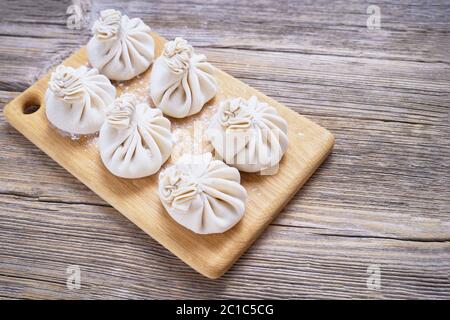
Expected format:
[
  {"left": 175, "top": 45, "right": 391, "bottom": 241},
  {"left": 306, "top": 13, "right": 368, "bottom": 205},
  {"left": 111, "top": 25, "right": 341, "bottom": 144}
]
[
  {"left": 206, "top": 96, "right": 288, "bottom": 173},
  {"left": 45, "top": 64, "right": 116, "bottom": 135},
  {"left": 150, "top": 37, "right": 218, "bottom": 118},
  {"left": 99, "top": 93, "right": 172, "bottom": 178},
  {"left": 158, "top": 153, "right": 247, "bottom": 234},
  {"left": 87, "top": 9, "right": 155, "bottom": 81}
]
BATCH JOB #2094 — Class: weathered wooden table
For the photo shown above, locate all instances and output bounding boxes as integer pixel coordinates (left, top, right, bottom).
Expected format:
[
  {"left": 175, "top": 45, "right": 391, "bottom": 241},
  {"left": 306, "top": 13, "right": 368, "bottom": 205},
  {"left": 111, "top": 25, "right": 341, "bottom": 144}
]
[{"left": 0, "top": 0, "right": 449, "bottom": 299}]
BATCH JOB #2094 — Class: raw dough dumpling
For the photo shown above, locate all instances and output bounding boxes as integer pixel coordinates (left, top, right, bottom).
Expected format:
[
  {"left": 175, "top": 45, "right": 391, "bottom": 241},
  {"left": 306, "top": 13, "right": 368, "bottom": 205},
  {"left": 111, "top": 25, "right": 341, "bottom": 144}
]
[
  {"left": 45, "top": 64, "right": 116, "bottom": 135},
  {"left": 87, "top": 9, "right": 155, "bottom": 81},
  {"left": 150, "top": 37, "right": 218, "bottom": 118},
  {"left": 206, "top": 96, "right": 288, "bottom": 173},
  {"left": 158, "top": 153, "right": 247, "bottom": 234},
  {"left": 99, "top": 93, "right": 172, "bottom": 178}
]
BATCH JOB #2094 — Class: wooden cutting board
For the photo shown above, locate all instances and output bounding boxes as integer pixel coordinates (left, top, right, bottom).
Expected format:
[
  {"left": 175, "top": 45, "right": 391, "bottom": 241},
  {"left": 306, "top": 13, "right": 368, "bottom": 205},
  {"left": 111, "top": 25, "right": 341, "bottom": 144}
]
[{"left": 3, "top": 32, "right": 334, "bottom": 279}]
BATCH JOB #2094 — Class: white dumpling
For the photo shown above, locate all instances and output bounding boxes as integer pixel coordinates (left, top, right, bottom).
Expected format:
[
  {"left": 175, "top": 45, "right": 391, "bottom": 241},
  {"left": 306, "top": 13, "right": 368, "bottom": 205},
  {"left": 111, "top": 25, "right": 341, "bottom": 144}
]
[
  {"left": 206, "top": 96, "right": 288, "bottom": 173},
  {"left": 150, "top": 37, "right": 218, "bottom": 118},
  {"left": 45, "top": 64, "right": 116, "bottom": 135},
  {"left": 99, "top": 93, "right": 172, "bottom": 178},
  {"left": 158, "top": 153, "right": 247, "bottom": 234},
  {"left": 87, "top": 9, "right": 155, "bottom": 81}
]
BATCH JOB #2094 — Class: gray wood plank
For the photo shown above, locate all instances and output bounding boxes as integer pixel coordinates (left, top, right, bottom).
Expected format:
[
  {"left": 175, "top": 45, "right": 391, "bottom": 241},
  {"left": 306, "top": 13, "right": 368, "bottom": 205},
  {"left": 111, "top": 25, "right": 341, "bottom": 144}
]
[
  {"left": 0, "top": 0, "right": 449, "bottom": 299},
  {"left": 0, "top": 193, "right": 449, "bottom": 299}
]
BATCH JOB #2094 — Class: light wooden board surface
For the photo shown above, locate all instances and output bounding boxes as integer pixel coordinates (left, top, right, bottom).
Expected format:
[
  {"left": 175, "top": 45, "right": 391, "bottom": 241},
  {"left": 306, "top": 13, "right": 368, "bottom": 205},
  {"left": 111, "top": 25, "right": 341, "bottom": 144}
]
[
  {"left": 3, "top": 33, "right": 334, "bottom": 279},
  {"left": 0, "top": 0, "right": 449, "bottom": 298}
]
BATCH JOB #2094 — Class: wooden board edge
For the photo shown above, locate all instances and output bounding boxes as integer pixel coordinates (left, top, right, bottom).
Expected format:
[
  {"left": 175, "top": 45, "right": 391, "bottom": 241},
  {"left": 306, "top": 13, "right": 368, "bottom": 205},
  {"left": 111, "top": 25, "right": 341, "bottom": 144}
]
[
  {"left": 204, "top": 131, "right": 334, "bottom": 279},
  {"left": 3, "top": 38, "right": 335, "bottom": 280}
]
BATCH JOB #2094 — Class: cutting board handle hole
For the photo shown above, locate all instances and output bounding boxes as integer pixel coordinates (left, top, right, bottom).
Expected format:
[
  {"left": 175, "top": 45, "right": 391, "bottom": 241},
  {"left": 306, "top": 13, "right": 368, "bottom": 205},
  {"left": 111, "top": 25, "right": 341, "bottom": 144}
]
[{"left": 22, "top": 95, "right": 41, "bottom": 115}]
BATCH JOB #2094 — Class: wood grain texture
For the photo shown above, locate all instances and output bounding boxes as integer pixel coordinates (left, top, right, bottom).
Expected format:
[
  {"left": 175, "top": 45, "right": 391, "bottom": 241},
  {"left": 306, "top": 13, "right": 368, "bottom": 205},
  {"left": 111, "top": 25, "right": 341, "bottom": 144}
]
[
  {"left": 3, "top": 33, "right": 334, "bottom": 279},
  {"left": 0, "top": 0, "right": 449, "bottom": 299}
]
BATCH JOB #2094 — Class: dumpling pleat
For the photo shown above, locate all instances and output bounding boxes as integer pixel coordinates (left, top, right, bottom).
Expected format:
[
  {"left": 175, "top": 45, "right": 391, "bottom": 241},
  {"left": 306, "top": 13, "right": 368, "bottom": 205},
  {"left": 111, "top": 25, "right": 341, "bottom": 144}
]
[
  {"left": 149, "top": 38, "right": 217, "bottom": 118},
  {"left": 87, "top": 14, "right": 155, "bottom": 80},
  {"left": 158, "top": 153, "right": 247, "bottom": 234},
  {"left": 99, "top": 98, "right": 172, "bottom": 178},
  {"left": 207, "top": 96, "right": 288, "bottom": 173},
  {"left": 45, "top": 66, "right": 115, "bottom": 135}
]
